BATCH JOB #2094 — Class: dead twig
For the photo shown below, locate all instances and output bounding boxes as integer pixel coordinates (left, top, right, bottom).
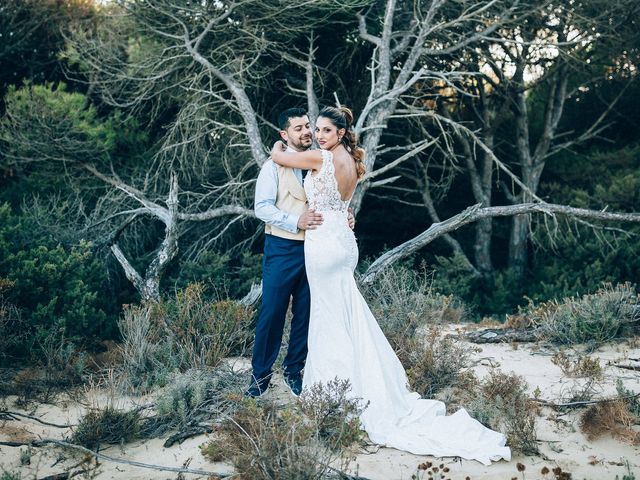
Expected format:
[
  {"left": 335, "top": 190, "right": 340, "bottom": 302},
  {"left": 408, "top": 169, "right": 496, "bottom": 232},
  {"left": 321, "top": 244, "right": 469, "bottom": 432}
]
[
  {"left": 535, "top": 392, "right": 640, "bottom": 409},
  {"left": 613, "top": 363, "right": 640, "bottom": 372},
  {"left": 163, "top": 425, "right": 213, "bottom": 447},
  {"left": 37, "top": 470, "right": 90, "bottom": 480},
  {"left": 0, "top": 410, "right": 74, "bottom": 428}
]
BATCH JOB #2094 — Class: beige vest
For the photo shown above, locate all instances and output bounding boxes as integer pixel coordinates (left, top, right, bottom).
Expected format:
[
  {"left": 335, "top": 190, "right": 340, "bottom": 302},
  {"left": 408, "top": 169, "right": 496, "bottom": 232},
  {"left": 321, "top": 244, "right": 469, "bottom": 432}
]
[{"left": 265, "top": 166, "right": 308, "bottom": 241}]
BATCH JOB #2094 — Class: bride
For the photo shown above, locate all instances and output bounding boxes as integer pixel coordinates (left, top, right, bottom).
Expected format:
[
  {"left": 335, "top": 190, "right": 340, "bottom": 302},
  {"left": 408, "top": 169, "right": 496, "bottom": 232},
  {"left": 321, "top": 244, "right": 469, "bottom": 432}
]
[{"left": 270, "top": 106, "right": 510, "bottom": 465}]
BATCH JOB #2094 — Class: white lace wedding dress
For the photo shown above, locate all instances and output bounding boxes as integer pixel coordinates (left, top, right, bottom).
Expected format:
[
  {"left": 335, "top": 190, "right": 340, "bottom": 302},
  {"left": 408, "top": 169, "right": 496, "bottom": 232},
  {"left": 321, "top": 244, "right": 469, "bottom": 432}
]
[{"left": 302, "top": 150, "right": 511, "bottom": 465}]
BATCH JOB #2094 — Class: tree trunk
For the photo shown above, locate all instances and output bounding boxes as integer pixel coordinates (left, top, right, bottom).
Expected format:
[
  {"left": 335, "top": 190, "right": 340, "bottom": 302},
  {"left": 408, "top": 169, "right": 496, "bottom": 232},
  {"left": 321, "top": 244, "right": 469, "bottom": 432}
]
[
  {"left": 350, "top": 106, "right": 390, "bottom": 214},
  {"left": 474, "top": 137, "right": 496, "bottom": 277},
  {"left": 508, "top": 213, "right": 529, "bottom": 280},
  {"left": 474, "top": 217, "right": 494, "bottom": 277}
]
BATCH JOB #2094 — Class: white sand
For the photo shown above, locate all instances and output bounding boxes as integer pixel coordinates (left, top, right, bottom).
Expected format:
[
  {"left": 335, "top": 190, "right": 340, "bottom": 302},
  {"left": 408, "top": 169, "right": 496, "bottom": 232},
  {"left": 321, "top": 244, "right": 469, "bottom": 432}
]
[{"left": 1, "top": 334, "right": 639, "bottom": 479}]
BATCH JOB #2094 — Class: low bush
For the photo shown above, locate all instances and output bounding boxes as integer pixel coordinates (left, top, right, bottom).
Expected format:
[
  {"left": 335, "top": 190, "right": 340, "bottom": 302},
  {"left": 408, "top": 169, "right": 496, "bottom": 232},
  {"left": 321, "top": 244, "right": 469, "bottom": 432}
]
[
  {"left": 551, "top": 352, "right": 603, "bottom": 380},
  {"left": 0, "top": 280, "right": 26, "bottom": 367},
  {"left": 116, "top": 303, "right": 175, "bottom": 392},
  {"left": 0, "top": 471, "right": 21, "bottom": 480},
  {"left": 616, "top": 380, "right": 640, "bottom": 418},
  {"left": 163, "top": 284, "right": 254, "bottom": 366},
  {"left": 118, "top": 283, "right": 254, "bottom": 392},
  {"left": 11, "top": 334, "right": 86, "bottom": 404},
  {"left": 201, "top": 381, "right": 362, "bottom": 479},
  {"left": 155, "top": 370, "right": 211, "bottom": 428},
  {"left": 167, "top": 250, "right": 263, "bottom": 300},
  {"left": 72, "top": 406, "right": 141, "bottom": 449},
  {"left": 0, "top": 203, "right": 115, "bottom": 358},
  {"left": 297, "top": 378, "right": 365, "bottom": 451},
  {"left": 536, "top": 283, "right": 639, "bottom": 345},
  {"left": 153, "top": 367, "right": 246, "bottom": 432},
  {"left": 462, "top": 371, "right": 538, "bottom": 455},
  {"left": 362, "top": 265, "right": 474, "bottom": 396},
  {"left": 363, "top": 263, "right": 466, "bottom": 340},
  {"left": 201, "top": 401, "right": 333, "bottom": 480},
  {"left": 405, "top": 327, "right": 477, "bottom": 398}
]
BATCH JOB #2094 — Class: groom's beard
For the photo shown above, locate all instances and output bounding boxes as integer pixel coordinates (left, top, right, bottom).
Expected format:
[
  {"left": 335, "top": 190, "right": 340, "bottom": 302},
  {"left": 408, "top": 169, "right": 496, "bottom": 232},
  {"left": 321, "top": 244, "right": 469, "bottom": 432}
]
[{"left": 289, "top": 135, "right": 312, "bottom": 151}]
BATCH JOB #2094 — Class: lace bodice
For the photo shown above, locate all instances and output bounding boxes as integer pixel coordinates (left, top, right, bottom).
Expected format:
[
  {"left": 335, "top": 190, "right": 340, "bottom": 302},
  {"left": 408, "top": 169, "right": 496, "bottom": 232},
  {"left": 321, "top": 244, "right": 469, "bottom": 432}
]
[{"left": 304, "top": 150, "right": 351, "bottom": 212}]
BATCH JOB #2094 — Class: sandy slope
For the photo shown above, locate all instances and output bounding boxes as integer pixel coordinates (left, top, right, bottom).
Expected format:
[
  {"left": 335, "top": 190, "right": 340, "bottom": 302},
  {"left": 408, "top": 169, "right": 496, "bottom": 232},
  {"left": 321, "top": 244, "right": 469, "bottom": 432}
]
[{"left": 1, "top": 335, "right": 639, "bottom": 480}]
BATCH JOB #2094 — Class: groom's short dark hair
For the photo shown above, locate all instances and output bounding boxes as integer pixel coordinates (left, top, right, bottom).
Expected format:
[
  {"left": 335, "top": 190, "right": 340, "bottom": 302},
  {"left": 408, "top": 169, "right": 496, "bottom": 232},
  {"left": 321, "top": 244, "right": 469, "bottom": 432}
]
[{"left": 278, "top": 107, "right": 307, "bottom": 130}]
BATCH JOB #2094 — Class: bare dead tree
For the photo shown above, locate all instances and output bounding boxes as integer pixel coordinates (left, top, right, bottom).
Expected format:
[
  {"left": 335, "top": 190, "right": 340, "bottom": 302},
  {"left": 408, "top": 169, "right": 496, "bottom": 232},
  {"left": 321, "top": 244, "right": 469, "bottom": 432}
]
[
  {"left": 361, "top": 203, "right": 640, "bottom": 285},
  {"left": 349, "top": 0, "right": 535, "bottom": 213},
  {"left": 433, "top": 1, "right": 637, "bottom": 281},
  {"left": 357, "top": 0, "right": 638, "bottom": 283}
]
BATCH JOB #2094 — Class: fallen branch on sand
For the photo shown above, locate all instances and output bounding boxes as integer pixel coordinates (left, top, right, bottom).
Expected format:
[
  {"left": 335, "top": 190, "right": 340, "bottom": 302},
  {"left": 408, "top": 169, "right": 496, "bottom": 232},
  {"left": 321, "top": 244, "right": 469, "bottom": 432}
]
[
  {"left": 534, "top": 392, "right": 640, "bottom": 409},
  {"left": 37, "top": 470, "right": 91, "bottom": 480},
  {"left": 613, "top": 363, "right": 640, "bottom": 372},
  {"left": 163, "top": 425, "right": 213, "bottom": 447},
  {"left": 463, "top": 327, "right": 541, "bottom": 343},
  {"left": 0, "top": 438, "right": 232, "bottom": 478},
  {"left": 0, "top": 410, "right": 75, "bottom": 428},
  {"left": 0, "top": 438, "right": 373, "bottom": 480}
]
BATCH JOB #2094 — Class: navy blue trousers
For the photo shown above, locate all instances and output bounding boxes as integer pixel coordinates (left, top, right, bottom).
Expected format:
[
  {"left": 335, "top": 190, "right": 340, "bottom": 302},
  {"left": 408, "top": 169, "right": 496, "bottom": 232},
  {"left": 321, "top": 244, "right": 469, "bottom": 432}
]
[{"left": 251, "top": 234, "right": 310, "bottom": 384}]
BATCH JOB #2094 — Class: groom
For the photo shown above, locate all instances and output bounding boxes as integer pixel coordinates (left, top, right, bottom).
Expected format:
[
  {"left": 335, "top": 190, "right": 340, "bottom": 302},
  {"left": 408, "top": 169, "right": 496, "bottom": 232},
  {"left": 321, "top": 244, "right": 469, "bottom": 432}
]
[{"left": 246, "top": 107, "right": 324, "bottom": 398}]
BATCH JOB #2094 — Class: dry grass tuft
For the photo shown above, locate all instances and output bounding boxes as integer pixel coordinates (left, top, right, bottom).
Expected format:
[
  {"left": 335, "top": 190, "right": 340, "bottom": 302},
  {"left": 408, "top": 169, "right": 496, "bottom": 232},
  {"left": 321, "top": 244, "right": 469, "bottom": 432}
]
[
  {"left": 71, "top": 406, "right": 141, "bottom": 449},
  {"left": 551, "top": 351, "right": 603, "bottom": 379},
  {"left": 579, "top": 400, "right": 640, "bottom": 444}
]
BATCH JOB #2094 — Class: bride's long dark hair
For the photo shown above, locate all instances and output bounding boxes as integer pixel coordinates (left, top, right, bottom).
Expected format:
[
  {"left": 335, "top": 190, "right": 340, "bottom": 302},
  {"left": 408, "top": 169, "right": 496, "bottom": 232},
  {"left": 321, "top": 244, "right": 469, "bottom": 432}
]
[{"left": 318, "top": 106, "right": 366, "bottom": 178}]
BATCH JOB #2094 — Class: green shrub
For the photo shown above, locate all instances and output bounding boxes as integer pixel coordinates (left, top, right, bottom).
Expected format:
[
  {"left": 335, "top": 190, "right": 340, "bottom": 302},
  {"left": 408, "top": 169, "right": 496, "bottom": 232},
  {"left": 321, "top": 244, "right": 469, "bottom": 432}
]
[
  {"left": 431, "top": 253, "right": 479, "bottom": 304},
  {"left": 405, "top": 327, "right": 477, "bottom": 398},
  {"left": 0, "top": 471, "right": 21, "bottom": 480},
  {"left": 297, "top": 378, "right": 364, "bottom": 451},
  {"left": 118, "top": 284, "right": 254, "bottom": 392},
  {"left": 0, "top": 279, "right": 26, "bottom": 366},
  {"left": 529, "top": 144, "right": 640, "bottom": 307},
  {"left": 0, "top": 203, "right": 114, "bottom": 361},
  {"left": 536, "top": 283, "right": 639, "bottom": 345},
  {"left": 201, "top": 397, "right": 351, "bottom": 480},
  {"left": 464, "top": 371, "right": 538, "bottom": 455},
  {"left": 166, "top": 250, "right": 263, "bottom": 300}
]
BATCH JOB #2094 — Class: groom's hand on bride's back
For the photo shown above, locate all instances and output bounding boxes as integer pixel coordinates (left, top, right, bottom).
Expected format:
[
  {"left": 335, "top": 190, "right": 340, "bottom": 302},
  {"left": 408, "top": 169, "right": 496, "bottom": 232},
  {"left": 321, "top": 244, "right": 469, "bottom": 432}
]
[
  {"left": 347, "top": 208, "right": 355, "bottom": 230},
  {"left": 298, "top": 208, "right": 324, "bottom": 230}
]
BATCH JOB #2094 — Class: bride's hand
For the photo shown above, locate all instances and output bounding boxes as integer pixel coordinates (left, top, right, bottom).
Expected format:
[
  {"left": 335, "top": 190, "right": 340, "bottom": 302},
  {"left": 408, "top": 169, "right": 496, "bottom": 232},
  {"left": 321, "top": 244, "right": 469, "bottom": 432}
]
[{"left": 271, "top": 140, "right": 286, "bottom": 157}]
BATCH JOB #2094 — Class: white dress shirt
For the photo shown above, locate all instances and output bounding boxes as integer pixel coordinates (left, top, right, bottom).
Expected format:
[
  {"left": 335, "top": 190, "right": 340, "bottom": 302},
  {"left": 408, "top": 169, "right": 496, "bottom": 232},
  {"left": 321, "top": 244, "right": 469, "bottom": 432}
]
[{"left": 254, "top": 150, "right": 305, "bottom": 234}]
